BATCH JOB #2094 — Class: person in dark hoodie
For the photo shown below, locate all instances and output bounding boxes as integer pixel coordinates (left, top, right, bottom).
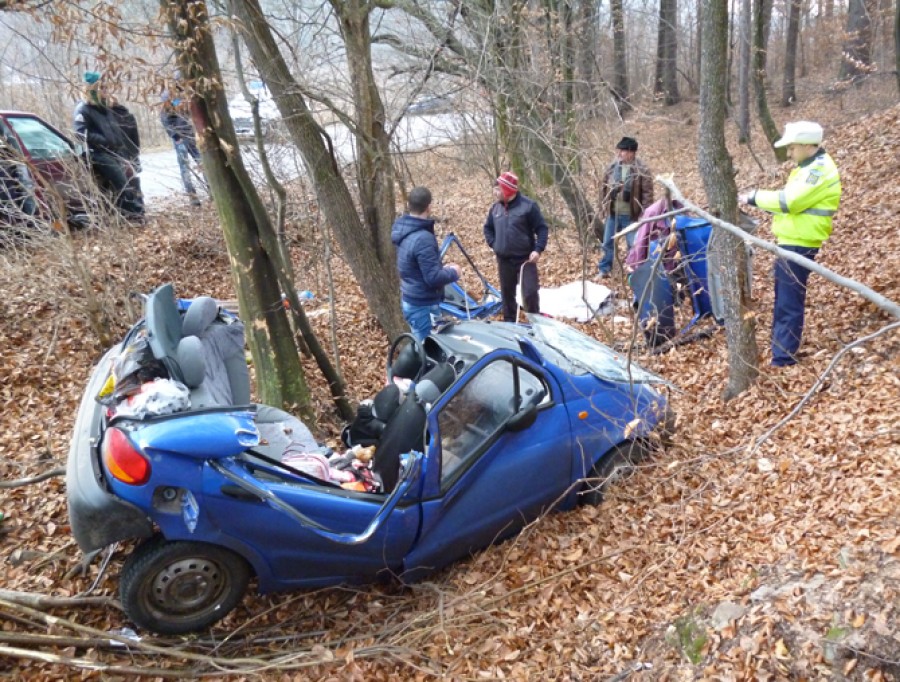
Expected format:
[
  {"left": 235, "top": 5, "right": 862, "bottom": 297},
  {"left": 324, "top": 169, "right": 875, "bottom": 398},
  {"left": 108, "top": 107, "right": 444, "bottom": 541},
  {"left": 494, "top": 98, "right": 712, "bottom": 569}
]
[
  {"left": 73, "top": 71, "right": 143, "bottom": 220},
  {"left": 483, "top": 172, "right": 549, "bottom": 322},
  {"left": 391, "top": 186, "right": 461, "bottom": 341}
]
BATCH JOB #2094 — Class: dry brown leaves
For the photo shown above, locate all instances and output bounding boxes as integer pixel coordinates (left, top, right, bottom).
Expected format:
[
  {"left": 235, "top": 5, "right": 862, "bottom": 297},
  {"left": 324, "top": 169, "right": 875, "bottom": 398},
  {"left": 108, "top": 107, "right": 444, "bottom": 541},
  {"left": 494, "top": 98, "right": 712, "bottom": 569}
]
[{"left": 1, "top": 93, "right": 898, "bottom": 680}]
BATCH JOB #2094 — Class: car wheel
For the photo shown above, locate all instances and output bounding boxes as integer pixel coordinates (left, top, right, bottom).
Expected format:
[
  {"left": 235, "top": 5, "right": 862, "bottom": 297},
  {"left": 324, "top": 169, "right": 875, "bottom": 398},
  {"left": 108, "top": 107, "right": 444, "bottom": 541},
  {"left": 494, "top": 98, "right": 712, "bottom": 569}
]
[
  {"left": 580, "top": 441, "right": 651, "bottom": 506},
  {"left": 120, "top": 538, "right": 251, "bottom": 635}
]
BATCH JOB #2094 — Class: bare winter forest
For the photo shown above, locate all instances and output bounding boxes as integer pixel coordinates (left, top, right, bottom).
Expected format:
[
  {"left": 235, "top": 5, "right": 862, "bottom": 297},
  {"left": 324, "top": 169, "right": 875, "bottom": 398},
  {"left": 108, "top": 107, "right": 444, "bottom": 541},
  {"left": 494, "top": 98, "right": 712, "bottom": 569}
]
[{"left": 0, "top": 0, "right": 899, "bottom": 679}]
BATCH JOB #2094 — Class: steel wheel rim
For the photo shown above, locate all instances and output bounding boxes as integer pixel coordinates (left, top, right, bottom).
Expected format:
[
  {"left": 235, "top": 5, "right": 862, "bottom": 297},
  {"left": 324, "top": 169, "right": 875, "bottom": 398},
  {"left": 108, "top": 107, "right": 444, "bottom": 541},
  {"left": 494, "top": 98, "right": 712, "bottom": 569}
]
[{"left": 148, "top": 557, "right": 229, "bottom": 617}]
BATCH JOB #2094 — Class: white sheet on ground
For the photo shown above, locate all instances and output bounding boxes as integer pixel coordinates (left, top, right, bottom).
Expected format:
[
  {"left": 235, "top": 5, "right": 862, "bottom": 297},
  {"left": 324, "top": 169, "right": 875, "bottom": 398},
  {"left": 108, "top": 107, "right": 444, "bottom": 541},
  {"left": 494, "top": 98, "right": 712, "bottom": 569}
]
[{"left": 519, "top": 280, "right": 612, "bottom": 323}]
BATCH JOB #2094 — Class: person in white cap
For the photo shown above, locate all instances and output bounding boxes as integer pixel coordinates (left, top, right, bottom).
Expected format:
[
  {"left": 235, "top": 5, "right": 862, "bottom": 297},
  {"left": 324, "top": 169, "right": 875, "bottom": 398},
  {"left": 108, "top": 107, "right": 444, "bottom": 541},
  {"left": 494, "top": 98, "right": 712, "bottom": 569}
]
[{"left": 739, "top": 121, "right": 842, "bottom": 367}]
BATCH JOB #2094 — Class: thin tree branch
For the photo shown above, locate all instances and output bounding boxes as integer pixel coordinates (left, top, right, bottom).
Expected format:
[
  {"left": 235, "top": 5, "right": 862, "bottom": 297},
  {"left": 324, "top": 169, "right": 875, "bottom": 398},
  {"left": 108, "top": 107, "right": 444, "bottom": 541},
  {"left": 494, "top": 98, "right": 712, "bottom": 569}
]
[{"left": 0, "top": 467, "right": 64, "bottom": 488}]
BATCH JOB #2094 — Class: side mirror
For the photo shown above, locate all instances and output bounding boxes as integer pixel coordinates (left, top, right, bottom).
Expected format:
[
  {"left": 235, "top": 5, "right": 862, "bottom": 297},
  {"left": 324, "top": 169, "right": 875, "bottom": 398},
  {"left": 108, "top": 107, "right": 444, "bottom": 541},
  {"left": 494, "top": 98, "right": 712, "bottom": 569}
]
[{"left": 506, "top": 404, "right": 537, "bottom": 433}]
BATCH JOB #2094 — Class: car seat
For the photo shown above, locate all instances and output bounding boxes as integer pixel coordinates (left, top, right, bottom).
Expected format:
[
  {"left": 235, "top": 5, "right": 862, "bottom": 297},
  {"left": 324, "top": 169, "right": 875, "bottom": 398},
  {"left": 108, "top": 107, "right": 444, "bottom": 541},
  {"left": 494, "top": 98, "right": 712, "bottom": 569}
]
[
  {"left": 145, "top": 286, "right": 250, "bottom": 408},
  {"left": 181, "top": 296, "right": 250, "bottom": 407},
  {"left": 372, "top": 362, "right": 455, "bottom": 493}
]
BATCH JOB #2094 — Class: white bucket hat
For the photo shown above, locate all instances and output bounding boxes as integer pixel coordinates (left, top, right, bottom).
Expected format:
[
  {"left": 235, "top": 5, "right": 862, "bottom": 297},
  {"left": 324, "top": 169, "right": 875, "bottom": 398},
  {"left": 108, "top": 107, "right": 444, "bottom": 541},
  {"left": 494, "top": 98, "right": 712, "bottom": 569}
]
[{"left": 774, "top": 121, "right": 824, "bottom": 148}]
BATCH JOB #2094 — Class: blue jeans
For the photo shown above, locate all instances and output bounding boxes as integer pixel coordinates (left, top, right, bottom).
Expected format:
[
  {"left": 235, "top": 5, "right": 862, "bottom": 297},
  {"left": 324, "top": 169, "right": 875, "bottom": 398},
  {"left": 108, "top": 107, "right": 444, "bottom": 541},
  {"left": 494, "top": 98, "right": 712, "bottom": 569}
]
[
  {"left": 401, "top": 301, "right": 441, "bottom": 342},
  {"left": 772, "top": 245, "right": 818, "bottom": 366},
  {"left": 174, "top": 139, "right": 202, "bottom": 195},
  {"left": 599, "top": 214, "right": 636, "bottom": 275}
]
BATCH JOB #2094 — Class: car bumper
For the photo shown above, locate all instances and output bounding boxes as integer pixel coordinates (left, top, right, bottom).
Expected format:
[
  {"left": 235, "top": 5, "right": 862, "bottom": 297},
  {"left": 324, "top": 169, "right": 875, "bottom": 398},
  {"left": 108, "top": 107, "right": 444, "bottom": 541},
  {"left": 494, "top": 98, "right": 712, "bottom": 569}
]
[{"left": 66, "top": 346, "right": 153, "bottom": 553}]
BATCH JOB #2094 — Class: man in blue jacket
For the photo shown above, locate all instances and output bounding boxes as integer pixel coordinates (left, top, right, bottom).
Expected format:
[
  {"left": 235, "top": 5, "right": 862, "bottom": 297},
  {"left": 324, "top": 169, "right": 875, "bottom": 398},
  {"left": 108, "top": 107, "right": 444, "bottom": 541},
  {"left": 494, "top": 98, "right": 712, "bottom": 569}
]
[
  {"left": 484, "top": 172, "right": 549, "bottom": 322},
  {"left": 392, "top": 186, "right": 461, "bottom": 341}
]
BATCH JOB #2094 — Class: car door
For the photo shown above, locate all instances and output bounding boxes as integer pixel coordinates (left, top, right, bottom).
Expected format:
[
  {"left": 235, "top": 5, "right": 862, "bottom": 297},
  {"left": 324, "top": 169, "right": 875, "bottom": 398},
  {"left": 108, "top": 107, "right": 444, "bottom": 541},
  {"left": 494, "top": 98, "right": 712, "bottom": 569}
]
[
  {"left": 4, "top": 114, "right": 84, "bottom": 208},
  {"left": 196, "top": 459, "right": 425, "bottom": 592},
  {"left": 402, "top": 352, "right": 571, "bottom": 576}
]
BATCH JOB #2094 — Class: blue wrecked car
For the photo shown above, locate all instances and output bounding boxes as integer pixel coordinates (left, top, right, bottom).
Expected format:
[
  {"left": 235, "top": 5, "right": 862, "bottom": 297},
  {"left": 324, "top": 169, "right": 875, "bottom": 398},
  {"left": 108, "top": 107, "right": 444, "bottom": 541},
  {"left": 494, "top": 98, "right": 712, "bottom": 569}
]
[{"left": 67, "top": 284, "right": 674, "bottom": 634}]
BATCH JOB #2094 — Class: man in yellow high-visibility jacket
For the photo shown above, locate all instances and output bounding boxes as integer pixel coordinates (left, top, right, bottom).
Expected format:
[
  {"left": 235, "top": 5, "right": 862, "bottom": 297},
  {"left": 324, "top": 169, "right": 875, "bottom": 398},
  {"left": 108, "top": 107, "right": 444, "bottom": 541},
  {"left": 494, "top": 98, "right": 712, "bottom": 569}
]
[{"left": 739, "top": 121, "right": 842, "bottom": 367}]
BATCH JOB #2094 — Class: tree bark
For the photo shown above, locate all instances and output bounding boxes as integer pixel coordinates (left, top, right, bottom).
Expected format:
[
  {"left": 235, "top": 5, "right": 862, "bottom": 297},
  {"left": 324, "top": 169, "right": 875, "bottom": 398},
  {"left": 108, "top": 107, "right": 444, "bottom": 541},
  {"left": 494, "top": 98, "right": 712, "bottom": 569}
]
[
  {"left": 574, "top": 0, "right": 600, "bottom": 115},
  {"left": 737, "top": 0, "right": 752, "bottom": 142},
  {"left": 839, "top": 0, "right": 874, "bottom": 81},
  {"left": 655, "top": 0, "right": 680, "bottom": 105},
  {"left": 330, "top": 0, "right": 397, "bottom": 277},
  {"left": 752, "top": 0, "right": 786, "bottom": 161},
  {"left": 896, "top": 0, "right": 900, "bottom": 94},
  {"left": 699, "top": 0, "right": 759, "bottom": 400},
  {"left": 163, "top": 0, "right": 314, "bottom": 425},
  {"left": 610, "top": 0, "right": 631, "bottom": 112},
  {"left": 232, "top": 0, "right": 406, "bottom": 341},
  {"left": 781, "top": 0, "right": 801, "bottom": 105}
]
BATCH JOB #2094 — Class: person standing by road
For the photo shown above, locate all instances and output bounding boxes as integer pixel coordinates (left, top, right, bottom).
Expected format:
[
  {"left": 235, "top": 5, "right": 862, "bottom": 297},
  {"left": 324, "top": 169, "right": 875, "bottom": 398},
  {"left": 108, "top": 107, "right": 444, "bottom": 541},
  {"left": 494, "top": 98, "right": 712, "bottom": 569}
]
[
  {"left": 73, "top": 71, "right": 144, "bottom": 221},
  {"left": 160, "top": 89, "right": 203, "bottom": 207},
  {"left": 109, "top": 99, "right": 144, "bottom": 216},
  {"left": 597, "top": 137, "right": 653, "bottom": 278},
  {"left": 739, "top": 121, "right": 842, "bottom": 367},
  {"left": 483, "top": 172, "right": 549, "bottom": 323},
  {"left": 392, "top": 186, "right": 462, "bottom": 341}
]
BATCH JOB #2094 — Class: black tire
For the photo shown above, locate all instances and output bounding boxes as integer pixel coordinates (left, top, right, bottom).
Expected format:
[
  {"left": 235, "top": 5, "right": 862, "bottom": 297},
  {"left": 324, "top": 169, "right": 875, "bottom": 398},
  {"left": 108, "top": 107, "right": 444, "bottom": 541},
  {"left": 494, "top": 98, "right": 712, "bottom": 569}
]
[
  {"left": 120, "top": 538, "right": 251, "bottom": 635},
  {"left": 580, "top": 441, "right": 652, "bottom": 506}
]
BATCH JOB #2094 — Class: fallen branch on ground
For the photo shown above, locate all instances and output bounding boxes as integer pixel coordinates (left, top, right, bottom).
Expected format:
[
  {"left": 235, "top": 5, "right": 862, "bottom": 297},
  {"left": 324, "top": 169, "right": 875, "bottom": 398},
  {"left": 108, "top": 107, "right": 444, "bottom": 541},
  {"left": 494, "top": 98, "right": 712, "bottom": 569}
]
[
  {"left": 0, "top": 467, "right": 65, "bottom": 488},
  {"left": 0, "top": 589, "right": 121, "bottom": 610}
]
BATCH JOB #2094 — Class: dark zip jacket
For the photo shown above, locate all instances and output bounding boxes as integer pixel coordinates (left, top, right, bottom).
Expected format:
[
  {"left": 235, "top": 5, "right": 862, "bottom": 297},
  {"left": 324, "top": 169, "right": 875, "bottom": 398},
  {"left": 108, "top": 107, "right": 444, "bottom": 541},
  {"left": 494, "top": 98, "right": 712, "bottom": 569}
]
[
  {"left": 392, "top": 214, "right": 459, "bottom": 306},
  {"left": 73, "top": 100, "right": 128, "bottom": 156},
  {"left": 483, "top": 193, "right": 549, "bottom": 259}
]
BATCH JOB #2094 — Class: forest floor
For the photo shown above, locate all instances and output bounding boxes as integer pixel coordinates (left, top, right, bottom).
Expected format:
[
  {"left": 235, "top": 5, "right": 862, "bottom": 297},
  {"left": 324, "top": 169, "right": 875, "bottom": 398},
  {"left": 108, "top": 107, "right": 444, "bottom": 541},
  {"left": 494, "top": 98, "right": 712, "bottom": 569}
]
[{"left": 1, "top": 81, "right": 899, "bottom": 680}]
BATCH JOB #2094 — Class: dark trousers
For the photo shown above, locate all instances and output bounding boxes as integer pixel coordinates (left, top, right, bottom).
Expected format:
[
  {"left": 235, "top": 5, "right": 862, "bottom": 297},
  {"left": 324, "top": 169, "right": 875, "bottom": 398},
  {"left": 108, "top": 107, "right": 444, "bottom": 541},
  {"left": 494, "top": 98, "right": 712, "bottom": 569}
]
[
  {"left": 497, "top": 256, "right": 539, "bottom": 322},
  {"left": 772, "top": 245, "right": 818, "bottom": 366},
  {"left": 91, "top": 152, "right": 143, "bottom": 217}
]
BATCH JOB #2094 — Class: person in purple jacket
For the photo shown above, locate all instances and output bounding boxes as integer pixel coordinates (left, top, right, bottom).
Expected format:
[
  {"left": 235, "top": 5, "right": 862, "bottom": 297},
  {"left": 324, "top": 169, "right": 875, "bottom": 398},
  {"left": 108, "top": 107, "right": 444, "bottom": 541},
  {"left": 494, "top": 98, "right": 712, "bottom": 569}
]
[
  {"left": 391, "top": 186, "right": 461, "bottom": 341},
  {"left": 624, "top": 193, "right": 683, "bottom": 275}
]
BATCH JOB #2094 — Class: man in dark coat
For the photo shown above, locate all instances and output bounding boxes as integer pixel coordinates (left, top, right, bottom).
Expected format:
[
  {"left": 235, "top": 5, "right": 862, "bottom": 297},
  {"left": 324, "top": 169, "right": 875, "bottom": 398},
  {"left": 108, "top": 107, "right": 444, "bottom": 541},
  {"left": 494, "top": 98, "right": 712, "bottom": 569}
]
[
  {"left": 73, "top": 71, "right": 143, "bottom": 219},
  {"left": 483, "top": 172, "right": 549, "bottom": 322},
  {"left": 109, "top": 101, "right": 144, "bottom": 215},
  {"left": 392, "top": 186, "right": 461, "bottom": 341}
]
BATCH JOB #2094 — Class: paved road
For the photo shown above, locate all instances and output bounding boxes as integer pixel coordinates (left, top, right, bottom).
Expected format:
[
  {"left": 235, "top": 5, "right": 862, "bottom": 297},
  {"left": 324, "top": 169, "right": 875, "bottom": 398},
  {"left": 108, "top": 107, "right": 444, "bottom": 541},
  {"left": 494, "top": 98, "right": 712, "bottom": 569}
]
[{"left": 138, "top": 113, "right": 472, "bottom": 205}]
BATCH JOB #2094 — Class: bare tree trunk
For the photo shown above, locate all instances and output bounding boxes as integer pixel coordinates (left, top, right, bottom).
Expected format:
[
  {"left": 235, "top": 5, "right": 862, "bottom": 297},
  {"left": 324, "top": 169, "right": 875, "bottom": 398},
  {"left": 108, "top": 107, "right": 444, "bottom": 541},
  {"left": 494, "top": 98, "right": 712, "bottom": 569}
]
[
  {"left": 737, "top": 0, "right": 752, "bottom": 142},
  {"left": 611, "top": 0, "right": 631, "bottom": 111},
  {"left": 655, "top": 0, "right": 681, "bottom": 104},
  {"left": 781, "top": 0, "right": 801, "bottom": 105},
  {"left": 896, "top": 0, "right": 900, "bottom": 94},
  {"left": 699, "top": 0, "right": 760, "bottom": 400},
  {"left": 752, "top": 0, "right": 787, "bottom": 161},
  {"left": 330, "top": 0, "right": 397, "bottom": 274},
  {"left": 163, "top": 0, "right": 315, "bottom": 425},
  {"left": 232, "top": 0, "right": 406, "bottom": 341},
  {"left": 839, "top": 0, "right": 874, "bottom": 81},
  {"left": 574, "top": 0, "right": 600, "bottom": 115}
]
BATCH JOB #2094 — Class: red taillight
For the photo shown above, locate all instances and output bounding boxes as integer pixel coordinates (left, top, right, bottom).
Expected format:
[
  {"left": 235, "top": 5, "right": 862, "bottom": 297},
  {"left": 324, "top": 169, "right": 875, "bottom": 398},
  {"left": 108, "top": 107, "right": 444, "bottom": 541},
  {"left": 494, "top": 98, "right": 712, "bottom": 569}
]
[{"left": 102, "top": 427, "right": 151, "bottom": 485}]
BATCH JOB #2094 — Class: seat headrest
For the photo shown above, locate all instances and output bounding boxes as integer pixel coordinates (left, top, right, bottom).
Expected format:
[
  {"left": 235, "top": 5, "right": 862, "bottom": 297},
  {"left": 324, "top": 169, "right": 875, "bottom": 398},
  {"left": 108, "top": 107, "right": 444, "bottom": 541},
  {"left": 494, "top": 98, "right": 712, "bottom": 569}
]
[
  {"left": 414, "top": 363, "right": 455, "bottom": 406},
  {"left": 182, "top": 296, "right": 219, "bottom": 338},
  {"left": 175, "top": 336, "right": 206, "bottom": 388},
  {"left": 422, "top": 363, "right": 455, "bottom": 393}
]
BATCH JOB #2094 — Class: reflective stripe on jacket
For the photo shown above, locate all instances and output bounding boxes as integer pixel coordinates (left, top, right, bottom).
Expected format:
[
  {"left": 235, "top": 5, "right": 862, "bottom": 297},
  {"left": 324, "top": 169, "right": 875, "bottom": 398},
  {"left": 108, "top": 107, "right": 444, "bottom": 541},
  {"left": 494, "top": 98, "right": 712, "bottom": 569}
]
[{"left": 753, "top": 150, "right": 841, "bottom": 248}]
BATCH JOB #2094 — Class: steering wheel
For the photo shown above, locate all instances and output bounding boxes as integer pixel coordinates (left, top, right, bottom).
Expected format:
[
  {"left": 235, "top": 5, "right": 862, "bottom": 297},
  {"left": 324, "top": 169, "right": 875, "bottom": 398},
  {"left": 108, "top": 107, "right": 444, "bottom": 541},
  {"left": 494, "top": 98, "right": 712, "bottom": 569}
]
[{"left": 386, "top": 333, "right": 426, "bottom": 384}]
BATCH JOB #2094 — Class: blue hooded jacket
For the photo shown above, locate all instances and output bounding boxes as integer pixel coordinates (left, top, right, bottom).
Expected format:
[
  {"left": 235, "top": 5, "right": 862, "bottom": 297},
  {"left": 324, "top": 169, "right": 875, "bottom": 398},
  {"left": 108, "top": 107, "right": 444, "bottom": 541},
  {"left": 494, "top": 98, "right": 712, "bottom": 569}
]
[{"left": 392, "top": 214, "right": 459, "bottom": 306}]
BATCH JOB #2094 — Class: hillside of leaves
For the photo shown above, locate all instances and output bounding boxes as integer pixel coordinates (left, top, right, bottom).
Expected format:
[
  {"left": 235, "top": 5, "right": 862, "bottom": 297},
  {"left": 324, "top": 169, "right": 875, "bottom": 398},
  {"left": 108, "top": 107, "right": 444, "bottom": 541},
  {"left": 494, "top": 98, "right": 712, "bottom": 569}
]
[{"left": 0, "top": 91, "right": 898, "bottom": 680}]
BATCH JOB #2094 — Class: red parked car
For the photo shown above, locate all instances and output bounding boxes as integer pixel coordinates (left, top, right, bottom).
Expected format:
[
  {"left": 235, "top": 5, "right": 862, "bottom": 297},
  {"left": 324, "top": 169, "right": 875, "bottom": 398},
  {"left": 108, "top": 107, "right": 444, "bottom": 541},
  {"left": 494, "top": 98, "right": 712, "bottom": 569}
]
[{"left": 0, "top": 110, "right": 89, "bottom": 228}]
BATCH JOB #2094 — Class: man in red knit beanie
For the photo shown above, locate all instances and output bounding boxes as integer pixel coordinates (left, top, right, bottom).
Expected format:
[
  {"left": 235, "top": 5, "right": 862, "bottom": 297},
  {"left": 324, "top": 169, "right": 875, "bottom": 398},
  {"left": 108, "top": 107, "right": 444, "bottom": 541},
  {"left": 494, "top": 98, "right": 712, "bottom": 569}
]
[{"left": 483, "top": 172, "right": 549, "bottom": 322}]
